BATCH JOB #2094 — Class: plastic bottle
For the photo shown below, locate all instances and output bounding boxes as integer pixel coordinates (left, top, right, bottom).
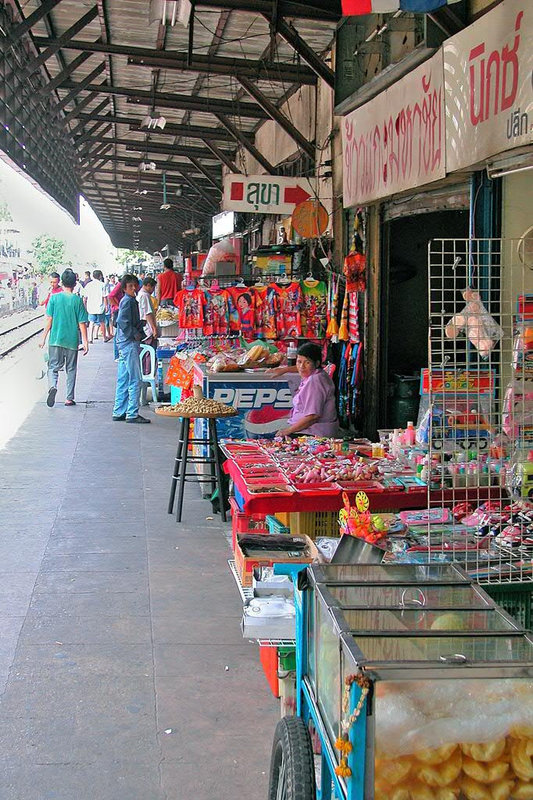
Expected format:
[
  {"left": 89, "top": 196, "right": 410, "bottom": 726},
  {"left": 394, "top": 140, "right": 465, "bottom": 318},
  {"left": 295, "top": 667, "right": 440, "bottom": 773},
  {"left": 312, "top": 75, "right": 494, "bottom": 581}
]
[
  {"left": 405, "top": 421, "right": 416, "bottom": 446},
  {"left": 287, "top": 341, "right": 297, "bottom": 367}
]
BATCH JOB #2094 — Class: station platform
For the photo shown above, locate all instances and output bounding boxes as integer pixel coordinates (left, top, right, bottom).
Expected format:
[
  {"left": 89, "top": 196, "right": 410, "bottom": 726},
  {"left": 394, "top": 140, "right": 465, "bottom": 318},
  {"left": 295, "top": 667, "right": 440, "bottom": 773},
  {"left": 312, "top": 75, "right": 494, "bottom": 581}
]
[{"left": 0, "top": 342, "right": 278, "bottom": 800}]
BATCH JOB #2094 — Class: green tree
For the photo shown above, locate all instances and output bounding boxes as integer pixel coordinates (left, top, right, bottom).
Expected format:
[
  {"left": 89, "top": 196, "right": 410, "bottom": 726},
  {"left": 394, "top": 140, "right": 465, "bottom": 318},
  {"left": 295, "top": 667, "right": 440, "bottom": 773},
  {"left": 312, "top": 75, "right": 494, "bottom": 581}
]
[
  {"left": 0, "top": 201, "right": 13, "bottom": 223},
  {"left": 31, "top": 234, "right": 66, "bottom": 274},
  {"left": 116, "top": 249, "right": 149, "bottom": 269}
]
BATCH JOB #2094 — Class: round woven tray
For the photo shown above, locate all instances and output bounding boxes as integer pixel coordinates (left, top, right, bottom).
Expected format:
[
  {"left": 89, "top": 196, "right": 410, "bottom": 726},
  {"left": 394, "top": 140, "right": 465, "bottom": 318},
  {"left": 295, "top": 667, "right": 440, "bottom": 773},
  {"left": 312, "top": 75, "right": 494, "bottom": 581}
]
[{"left": 155, "top": 405, "right": 238, "bottom": 419}]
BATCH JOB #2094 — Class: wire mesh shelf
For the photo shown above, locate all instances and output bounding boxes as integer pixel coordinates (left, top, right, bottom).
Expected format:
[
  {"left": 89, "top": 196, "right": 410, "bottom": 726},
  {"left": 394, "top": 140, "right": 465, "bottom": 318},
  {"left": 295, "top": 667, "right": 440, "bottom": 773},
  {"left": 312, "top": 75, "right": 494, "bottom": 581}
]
[{"left": 425, "top": 238, "right": 533, "bottom": 587}]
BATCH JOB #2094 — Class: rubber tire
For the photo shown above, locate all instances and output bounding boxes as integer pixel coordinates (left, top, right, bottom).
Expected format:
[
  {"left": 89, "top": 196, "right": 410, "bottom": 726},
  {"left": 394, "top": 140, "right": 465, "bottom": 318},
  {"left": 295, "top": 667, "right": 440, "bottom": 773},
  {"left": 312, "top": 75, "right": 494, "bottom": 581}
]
[{"left": 268, "top": 716, "right": 316, "bottom": 800}]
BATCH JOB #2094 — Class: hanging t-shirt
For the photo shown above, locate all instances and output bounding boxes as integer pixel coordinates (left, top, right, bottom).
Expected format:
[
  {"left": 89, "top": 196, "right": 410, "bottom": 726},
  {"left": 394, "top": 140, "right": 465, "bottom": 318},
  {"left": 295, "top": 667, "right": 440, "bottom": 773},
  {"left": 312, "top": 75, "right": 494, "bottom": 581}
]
[
  {"left": 229, "top": 287, "right": 255, "bottom": 339},
  {"left": 174, "top": 288, "right": 204, "bottom": 329},
  {"left": 253, "top": 285, "right": 280, "bottom": 340},
  {"left": 301, "top": 280, "right": 327, "bottom": 339},
  {"left": 277, "top": 282, "right": 303, "bottom": 339},
  {"left": 203, "top": 288, "right": 231, "bottom": 336}
]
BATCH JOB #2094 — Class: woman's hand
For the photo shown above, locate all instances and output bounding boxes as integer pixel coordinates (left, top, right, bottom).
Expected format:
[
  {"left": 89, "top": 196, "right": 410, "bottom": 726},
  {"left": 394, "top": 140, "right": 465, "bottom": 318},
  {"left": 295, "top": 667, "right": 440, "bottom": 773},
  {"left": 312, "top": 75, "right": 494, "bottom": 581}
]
[{"left": 266, "top": 366, "right": 288, "bottom": 377}]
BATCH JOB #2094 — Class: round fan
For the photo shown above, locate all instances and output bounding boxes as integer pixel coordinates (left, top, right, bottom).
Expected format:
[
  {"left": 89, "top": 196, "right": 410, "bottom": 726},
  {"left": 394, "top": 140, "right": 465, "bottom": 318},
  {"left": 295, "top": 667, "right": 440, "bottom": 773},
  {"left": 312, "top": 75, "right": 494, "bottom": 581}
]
[{"left": 518, "top": 225, "right": 533, "bottom": 269}]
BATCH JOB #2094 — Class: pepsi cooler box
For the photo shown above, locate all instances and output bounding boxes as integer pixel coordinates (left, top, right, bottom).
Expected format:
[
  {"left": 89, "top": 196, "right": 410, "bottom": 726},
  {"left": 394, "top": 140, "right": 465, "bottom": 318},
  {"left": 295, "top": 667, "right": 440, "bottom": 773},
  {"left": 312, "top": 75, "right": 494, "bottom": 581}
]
[{"left": 192, "top": 366, "right": 299, "bottom": 495}]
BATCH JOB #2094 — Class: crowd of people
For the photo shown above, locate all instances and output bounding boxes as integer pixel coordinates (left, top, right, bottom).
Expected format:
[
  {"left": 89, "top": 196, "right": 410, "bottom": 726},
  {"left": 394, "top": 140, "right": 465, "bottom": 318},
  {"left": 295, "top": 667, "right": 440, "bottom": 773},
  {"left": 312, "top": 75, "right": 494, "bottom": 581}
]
[{"left": 40, "top": 258, "right": 178, "bottom": 424}]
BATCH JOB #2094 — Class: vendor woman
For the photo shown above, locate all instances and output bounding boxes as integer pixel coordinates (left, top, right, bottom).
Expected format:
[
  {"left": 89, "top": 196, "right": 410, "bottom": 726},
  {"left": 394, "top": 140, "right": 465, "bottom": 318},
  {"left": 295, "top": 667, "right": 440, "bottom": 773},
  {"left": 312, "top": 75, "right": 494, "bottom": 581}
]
[{"left": 270, "top": 343, "right": 339, "bottom": 437}]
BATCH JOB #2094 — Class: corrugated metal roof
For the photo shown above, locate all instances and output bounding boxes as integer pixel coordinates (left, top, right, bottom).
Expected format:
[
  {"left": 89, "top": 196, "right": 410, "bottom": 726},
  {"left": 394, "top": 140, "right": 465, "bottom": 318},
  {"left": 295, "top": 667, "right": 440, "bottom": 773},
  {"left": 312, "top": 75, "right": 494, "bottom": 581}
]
[{"left": 7, "top": 0, "right": 337, "bottom": 250}]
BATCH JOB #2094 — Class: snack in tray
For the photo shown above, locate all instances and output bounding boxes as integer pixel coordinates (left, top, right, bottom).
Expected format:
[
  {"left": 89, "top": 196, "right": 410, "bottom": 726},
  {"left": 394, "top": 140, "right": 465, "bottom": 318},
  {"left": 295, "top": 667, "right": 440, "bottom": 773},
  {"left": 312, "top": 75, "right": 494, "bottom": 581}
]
[
  {"left": 158, "top": 397, "right": 236, "bottom": 416},
  {"left": 372, "top": 679, "right": 533, "bottom": 800}
]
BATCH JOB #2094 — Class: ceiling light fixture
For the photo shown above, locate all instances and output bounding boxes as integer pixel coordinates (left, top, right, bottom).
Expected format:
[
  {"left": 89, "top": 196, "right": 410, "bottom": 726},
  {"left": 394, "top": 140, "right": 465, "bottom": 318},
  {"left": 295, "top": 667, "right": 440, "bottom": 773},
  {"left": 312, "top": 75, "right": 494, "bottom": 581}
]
[
  {"left": 148, "top": 0, "right": 191, "bottom": 27},
  {"left": 140, "top": 161, "right": 157, "bottom": 172},
  {"left": 140, "top": 114, "right": 167, "bottom": 130}
]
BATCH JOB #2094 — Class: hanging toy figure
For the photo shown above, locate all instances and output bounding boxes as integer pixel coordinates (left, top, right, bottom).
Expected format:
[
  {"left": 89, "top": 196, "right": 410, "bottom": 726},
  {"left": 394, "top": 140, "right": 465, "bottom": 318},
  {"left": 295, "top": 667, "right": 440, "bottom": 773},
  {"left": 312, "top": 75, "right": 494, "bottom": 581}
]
[
  {"left": 338, "top": 287, "right": 350, "bottom": 341},
  {"left": 327, "top": 275, "right": 340, "bottom": 342}
]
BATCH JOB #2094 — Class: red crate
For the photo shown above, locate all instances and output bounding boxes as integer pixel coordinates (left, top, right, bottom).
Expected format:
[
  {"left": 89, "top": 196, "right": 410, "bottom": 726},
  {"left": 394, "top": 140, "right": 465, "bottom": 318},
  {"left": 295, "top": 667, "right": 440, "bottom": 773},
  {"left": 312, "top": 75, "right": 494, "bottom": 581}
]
[
  {"left": 259, "top": 645, "right": 279, "bottom": 698},
  {"left": 229, "top": 497, "right": 268, "bottom": 550}
]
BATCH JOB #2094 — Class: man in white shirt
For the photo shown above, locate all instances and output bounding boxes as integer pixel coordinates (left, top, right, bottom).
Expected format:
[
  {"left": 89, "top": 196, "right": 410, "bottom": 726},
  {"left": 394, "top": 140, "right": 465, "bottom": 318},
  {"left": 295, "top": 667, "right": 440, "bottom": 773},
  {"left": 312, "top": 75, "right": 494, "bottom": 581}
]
[
  {"left": 82, "top": 269, "right": 110, "bottom": 343},
  {"left": 137, "top": 277, "right": 158, "bottom": 344}
]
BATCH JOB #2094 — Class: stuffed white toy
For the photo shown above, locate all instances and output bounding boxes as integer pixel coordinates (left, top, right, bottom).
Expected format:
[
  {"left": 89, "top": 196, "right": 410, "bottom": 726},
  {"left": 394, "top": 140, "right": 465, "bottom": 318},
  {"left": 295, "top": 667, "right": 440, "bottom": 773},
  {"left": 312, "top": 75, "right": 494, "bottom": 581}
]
[{"left": 445, "top": 288, "right": 504, "bottom": 358}]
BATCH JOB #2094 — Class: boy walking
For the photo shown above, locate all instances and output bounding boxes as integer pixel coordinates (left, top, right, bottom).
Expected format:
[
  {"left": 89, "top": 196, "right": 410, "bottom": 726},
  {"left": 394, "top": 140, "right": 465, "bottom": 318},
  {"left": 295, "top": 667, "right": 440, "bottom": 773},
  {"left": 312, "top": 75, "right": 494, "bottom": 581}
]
[
  {"left": 40, "top": 268, "right": 89, "bottom": 407},
  {"left": 112, "top": 274, "right": 150, "bottom": 424}
]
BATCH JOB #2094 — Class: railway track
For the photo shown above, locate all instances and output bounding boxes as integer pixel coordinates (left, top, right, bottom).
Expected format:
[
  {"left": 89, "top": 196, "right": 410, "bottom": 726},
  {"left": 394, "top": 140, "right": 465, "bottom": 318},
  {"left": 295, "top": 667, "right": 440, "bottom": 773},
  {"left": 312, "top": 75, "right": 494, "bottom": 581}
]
[{"left": 0, "top": 314, "right": 44, "bottom": 358}]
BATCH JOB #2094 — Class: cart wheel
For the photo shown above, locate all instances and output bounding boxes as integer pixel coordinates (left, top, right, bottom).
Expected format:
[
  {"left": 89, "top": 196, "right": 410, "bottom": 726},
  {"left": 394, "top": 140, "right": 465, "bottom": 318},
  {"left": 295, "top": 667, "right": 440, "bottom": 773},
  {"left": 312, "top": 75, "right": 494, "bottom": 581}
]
[{"left": 268, "top": 716, "right": 316, "bottom": 800}]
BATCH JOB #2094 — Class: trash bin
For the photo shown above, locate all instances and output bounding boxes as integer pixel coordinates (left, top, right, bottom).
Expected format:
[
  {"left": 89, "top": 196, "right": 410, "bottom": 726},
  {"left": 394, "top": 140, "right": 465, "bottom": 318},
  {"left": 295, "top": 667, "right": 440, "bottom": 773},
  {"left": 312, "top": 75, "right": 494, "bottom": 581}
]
[{"left": 389, "top": 374, "right": 420, "bottom": 428}]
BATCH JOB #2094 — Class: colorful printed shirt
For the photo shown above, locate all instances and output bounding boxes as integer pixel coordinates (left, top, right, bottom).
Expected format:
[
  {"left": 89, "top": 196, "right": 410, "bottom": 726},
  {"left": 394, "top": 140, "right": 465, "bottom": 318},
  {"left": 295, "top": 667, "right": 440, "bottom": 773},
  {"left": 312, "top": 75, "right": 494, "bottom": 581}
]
[
  {"left": 174, "top": 288, "right": 204, "bottom": 329},
  {"left": 253, "top": 285, "right": 280, "bottom": 340},
  {"left": 301, "top": 280, "right": 327, "bottom": 339},
  {"left": 229, "top": 287, "right": 255, "bottom": 338},
  {"left": 203, "top": 288, "right": 231, "bottom": 336},
  {"left": 277, "top": 282, "right": 303, "bottom": 339}
]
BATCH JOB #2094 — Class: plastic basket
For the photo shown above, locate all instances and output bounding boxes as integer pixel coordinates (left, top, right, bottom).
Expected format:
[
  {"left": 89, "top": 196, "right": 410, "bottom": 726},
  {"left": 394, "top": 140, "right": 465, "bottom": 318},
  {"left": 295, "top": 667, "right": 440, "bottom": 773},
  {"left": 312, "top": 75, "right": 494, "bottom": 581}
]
[
  {"left": 288, "top": 511, "right": 339, "bottom": 539},
  {"left": 266, "top": 515, "right": 290, "bottom": 535},
  {"left": 484, "top": 584, "right": 533, "bottom": 630}
]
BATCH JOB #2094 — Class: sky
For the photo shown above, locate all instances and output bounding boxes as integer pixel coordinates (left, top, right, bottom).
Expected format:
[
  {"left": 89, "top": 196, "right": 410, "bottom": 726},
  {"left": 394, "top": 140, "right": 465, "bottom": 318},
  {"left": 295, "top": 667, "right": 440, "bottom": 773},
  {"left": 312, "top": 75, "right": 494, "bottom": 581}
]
[{"left": 0, "top": 154, "right": 121, "bottom": 273}]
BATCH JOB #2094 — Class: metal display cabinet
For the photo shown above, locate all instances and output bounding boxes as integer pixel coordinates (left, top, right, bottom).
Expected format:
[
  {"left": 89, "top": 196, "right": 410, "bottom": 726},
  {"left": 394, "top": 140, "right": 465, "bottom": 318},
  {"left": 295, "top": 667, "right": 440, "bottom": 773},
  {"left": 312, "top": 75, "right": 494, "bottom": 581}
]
[{"left": 268, "top": 564, "right": 533, "bottom": 800}]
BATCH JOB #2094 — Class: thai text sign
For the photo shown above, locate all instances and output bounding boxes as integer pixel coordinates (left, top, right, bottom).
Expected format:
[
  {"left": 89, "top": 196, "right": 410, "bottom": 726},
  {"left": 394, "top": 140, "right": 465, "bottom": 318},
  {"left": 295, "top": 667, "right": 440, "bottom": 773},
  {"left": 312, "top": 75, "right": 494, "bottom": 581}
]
[
  {"left": 222, "top": 175, "right": 316, "bottom": 215},
  {"left": 444, "top": 0, "right": 533, "bottom": 173},
  {"left": 342, "top": 51, "right": 445, "bottom": 208}
]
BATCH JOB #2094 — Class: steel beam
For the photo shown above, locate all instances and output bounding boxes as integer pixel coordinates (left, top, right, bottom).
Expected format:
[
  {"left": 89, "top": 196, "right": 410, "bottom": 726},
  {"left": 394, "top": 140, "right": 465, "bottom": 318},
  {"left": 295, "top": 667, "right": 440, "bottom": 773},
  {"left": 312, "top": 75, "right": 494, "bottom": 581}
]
[
  {"left": 7, "top": 0, "right": 64, "bottom": 44},
  {"left": 69, "top": 99, "right": 110, "bottom": 137},
  {"left": 56, "top": 62, "right": 107, "bottom": 112},
  {"left": 18, "top": 6, "right": 99, "bottom": 79},
  {"left": 37, "top": 50, "right": 94, "bottom": 96},
  {"left": 237, "top": 75, "right": 315, "bottom": 160},
  {"left": 127, "top": 52, "right": 317, "bottom": 85},
  {"left": 79, "top": 123, "right": 113, "bottom": 151},
  {"left": 79, "top": 137, "right": 229, "bottom": 161},
  {"left": 195, "top": 0, "right": 340, "bottom": 21},
  {"left": 215, "top": 113, "right": 274, "bottom": 173},
  {"left": 58, "top": 81, "right": 269, "bottom": 119},
  {"left": 274, "top": 17, "right": 335, "bottom": 88},
  {"left": 63, "top": 86, "right": 108, "bottom": 125},
  {"left": 200, "top": 139, "right": 240, "bottom": 173},
  {"left": 82, "top": 168, "right": 220, "bottom": 183},
  {"left": 187, "top": 158, "right": 223, "bottom": 191}
]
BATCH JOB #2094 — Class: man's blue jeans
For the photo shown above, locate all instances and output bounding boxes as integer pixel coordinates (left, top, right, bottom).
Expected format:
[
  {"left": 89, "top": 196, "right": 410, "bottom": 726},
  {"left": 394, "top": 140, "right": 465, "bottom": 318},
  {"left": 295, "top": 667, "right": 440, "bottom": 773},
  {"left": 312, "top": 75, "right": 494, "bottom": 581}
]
[{"left": 113, "top": 340, "right": 141, "bottom": 419}]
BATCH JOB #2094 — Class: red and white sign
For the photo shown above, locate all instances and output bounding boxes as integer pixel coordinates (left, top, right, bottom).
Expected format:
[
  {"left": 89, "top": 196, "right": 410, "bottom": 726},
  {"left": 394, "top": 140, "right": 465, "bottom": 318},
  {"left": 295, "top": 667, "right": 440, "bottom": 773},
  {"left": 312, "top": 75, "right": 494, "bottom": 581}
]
[
  {"left": 444, "top": 0, "right": 533, "bottom": 173},
  {"left": 342, "top": 51, "right": 445, "bottom": 208},
  {"left": 222, "top": 175, "right": 316, "bottom": 216}
]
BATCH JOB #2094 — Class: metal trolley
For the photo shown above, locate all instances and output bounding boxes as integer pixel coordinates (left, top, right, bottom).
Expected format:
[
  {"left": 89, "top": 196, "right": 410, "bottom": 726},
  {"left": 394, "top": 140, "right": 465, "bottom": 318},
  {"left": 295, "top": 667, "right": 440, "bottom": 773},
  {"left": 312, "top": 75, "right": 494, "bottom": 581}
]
[{"left": 268, "top": 563, "right": 533, "bottom": 800}]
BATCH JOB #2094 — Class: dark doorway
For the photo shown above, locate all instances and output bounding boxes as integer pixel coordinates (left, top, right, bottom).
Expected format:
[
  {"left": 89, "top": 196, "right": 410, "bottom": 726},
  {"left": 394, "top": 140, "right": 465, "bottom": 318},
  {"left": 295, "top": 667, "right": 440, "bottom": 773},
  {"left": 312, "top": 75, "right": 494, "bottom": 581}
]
[{"left": 383, "top": 210, "right": 469, "bottom": 427}]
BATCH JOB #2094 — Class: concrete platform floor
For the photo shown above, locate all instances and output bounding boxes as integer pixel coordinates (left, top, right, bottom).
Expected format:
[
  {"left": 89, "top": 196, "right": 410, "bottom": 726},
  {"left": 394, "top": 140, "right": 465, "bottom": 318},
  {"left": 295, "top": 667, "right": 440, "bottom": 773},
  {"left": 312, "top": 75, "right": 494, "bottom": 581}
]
[{"left": 0, "top": 342, "right": 279, "bottom": 799}]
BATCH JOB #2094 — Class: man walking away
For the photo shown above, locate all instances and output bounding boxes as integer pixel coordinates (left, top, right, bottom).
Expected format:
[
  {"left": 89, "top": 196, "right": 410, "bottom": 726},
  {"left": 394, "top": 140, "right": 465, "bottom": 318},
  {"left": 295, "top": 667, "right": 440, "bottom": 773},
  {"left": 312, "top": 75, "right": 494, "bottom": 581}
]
[
  {"left": 82, "top": 269, "right": 110, "bottom": 343},
  {"left": 40, "top": 268, "right": 89, "bottom": 407},
  {"left": 155, "top": 257, "right": 181, "bottom": 308},
  {"left": 113, "top": 274, "right": 150, "bottom": 424}
]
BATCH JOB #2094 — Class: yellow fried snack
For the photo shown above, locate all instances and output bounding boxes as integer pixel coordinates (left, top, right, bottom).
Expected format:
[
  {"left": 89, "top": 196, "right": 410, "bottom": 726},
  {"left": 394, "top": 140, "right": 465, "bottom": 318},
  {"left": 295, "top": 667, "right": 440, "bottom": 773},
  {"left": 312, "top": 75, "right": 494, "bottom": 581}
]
[
  {"left": 416, "top": 745, "right": 458, "bottom": 765},
  {"left": 418, "top": 749, "right": 462, "bottom": 788},
  {"left": 435, "top": 786, "right": 460, "bottom": 800},
  {"left": 510, "top": 739, "right": 533, "bottom": 781},
  {"left": 391, "top": 789, "right": 410, "bottom": 800},
  {"left": 375, "top": 757, "right": 412, "bottom": 786},
  {"left": 409, "top": 780, "right": 436, "bottom": 800},
  {"left": 461, "top": 776, "right": 492, "bottom": 800},
  {"left": 514, "top": 780, "right": 533, "bottom": 800},
  {"left": 461, "top": 740, "right": 507, "bottom": 763},
  {"left": 490, "top": 778, "right": 514, "bottom": 800},
  {"left": 462, "top": 756, "right": 509, "bottom": 784},
  {"left": 374, "top": 780, "right": 391, "bottom": 800},
  {"left": 511, "top": 727, "right": 533, "bottom": 739}
]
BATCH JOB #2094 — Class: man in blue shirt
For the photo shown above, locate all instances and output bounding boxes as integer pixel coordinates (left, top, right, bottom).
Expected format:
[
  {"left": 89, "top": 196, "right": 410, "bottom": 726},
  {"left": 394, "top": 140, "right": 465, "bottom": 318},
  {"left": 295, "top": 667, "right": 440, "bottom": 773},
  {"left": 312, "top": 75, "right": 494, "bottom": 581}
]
[{"left": 112, "top": 274, "right": 150, "bottom": 424}]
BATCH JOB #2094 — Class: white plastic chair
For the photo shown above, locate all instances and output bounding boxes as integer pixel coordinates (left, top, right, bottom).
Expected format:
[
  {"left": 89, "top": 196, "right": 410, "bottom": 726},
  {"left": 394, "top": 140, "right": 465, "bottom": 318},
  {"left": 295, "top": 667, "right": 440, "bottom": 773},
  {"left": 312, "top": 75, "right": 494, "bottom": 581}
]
[{"left": 140, "top": 343, "right": 158, "bottom": 405}]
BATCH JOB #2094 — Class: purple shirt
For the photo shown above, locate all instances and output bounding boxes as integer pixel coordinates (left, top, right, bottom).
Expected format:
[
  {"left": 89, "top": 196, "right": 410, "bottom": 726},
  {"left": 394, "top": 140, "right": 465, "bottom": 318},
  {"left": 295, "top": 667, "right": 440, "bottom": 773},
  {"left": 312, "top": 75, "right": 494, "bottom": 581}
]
[{"left": 289, "top": 368, "right": 338, "bottom": 437}]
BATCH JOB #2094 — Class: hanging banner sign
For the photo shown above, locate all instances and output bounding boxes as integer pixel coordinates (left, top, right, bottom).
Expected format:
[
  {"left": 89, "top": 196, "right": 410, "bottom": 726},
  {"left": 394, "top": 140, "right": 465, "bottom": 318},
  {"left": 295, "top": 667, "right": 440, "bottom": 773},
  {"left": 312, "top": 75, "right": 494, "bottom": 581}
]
[
  {"left": 342, "top": 51, "right": 445, "bottom": 208},
  {"left": 342, "top": 52, "right": 446, "bottom": 208},
  {"left": 222, "top": 175, "right": 317, "bottom": 215},
  {"left": 444, "top": 0, "right": 533, "bottom": 173}
]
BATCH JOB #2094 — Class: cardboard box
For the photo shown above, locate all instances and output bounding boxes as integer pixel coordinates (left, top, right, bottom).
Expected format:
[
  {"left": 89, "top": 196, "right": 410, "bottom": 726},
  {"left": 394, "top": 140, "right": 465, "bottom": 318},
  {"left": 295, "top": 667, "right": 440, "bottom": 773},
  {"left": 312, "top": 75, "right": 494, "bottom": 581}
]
[{"left": 234, "top": 534, "right": 318, "bottom": 587}]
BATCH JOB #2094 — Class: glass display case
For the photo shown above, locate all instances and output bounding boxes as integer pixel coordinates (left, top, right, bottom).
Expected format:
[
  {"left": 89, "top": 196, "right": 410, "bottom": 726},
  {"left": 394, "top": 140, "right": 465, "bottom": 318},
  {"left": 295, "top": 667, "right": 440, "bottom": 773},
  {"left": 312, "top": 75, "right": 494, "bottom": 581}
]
[{"left": 303, "top": 564, "right": 533, "bottom": 800}]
